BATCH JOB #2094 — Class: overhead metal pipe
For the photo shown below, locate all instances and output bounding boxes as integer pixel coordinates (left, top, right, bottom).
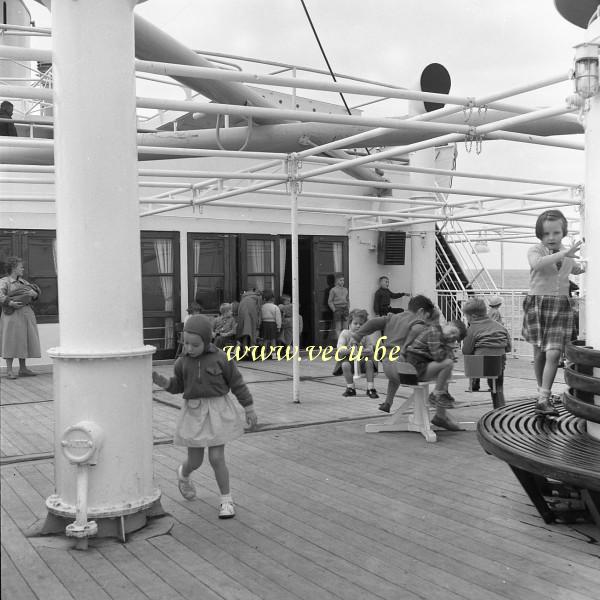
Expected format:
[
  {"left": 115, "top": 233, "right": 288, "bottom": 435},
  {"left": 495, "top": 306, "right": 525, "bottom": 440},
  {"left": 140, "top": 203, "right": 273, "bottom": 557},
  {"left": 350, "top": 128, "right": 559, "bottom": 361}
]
[
  {"left": 132, "top": 16, "right": 280, "bottom": 125},
  {"left": 296, "top": 101, "right": 580, "bottom": 182},
  {"left": 348, "top": 210, "right": 576, "bottom": 232},
  {"left": 0, "top": 157, "right": 580, "bottom": 189}
]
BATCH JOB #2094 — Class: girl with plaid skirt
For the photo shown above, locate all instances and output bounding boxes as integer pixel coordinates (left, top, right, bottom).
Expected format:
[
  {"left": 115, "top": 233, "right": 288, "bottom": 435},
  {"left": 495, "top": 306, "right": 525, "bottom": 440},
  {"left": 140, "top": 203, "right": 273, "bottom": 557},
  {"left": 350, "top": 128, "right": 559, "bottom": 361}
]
[{"left": 522, "top": 210, "right": 584, "bottom": 415}]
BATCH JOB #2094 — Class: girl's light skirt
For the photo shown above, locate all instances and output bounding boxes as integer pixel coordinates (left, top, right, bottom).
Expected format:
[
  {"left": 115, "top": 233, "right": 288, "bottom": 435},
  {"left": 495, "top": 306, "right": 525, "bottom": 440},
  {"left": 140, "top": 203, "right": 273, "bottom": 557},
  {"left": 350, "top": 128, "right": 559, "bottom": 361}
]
[{"left": 174, "top": 394, "right": 246, "bottom": 448}]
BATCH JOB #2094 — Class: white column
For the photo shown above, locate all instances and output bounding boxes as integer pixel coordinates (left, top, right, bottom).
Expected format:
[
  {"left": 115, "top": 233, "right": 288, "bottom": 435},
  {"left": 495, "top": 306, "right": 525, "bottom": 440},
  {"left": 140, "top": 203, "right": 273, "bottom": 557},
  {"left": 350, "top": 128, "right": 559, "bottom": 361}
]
[
  {"left": 583, "top": 89, "right": 600, "bottom": 441},
  {"left": 410, "top": 148, "right": 437, "bottom": 301},
  {"left": 289, "top": 155, "right": 300, "bottom": 403},
  {"left": 46, "top": 0, "right": 159, "bottom": 526}
]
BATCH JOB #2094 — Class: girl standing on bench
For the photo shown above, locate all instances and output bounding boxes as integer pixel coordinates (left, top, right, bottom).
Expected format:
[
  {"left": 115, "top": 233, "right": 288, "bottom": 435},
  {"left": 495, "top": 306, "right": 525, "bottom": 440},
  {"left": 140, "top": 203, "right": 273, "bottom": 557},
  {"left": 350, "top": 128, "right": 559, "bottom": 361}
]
[{"left": 522, "top": 210, "right": 585, "bottom": 416}]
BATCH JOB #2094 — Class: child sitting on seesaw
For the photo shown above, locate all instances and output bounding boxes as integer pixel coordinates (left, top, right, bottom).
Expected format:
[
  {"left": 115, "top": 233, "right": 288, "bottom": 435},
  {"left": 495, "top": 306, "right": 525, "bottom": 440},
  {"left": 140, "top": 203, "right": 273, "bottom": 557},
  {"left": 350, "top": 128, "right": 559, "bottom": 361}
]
[
  {"left": 462, "top": 297, "right": 511, "bottom": 409},
  {"left": 332, "top": 308, "right": 379, "bottom": 398},
  {"left": 354, "top": 294, "right": 435, "bottom": 413},
  {"left": 403, "top": 311, "right": 467, "bottom": 431}
]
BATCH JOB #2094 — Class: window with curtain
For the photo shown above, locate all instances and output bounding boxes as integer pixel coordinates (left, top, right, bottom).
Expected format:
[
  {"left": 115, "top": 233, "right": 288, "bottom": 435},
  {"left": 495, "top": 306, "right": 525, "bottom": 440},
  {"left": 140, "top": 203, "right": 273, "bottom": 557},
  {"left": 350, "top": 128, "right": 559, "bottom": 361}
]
[
  {"left": 140, "top": 232, "right": 179, "bottom": 357},
  {"left": 0, "top": 229, "right": 58, "bottom": 324},
  {"left": 245, "top": 238, "right": 275, "bottom": 293},
  {"left": 191, "top": 237, "right": 225, "bottom": 311}
]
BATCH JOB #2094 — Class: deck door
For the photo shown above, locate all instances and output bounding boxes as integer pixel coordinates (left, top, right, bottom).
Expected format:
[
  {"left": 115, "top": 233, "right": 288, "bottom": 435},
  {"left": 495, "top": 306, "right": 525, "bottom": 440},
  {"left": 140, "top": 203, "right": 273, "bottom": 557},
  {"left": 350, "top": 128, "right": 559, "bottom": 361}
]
[
  {"left": 140, "top": 231, "right": 180, "bottom": 359},
  {"left": 312, "top": 236, "right": 348, "bottom": 346},
  {"left": 188, "top": 233, "right": 235, "bottom": 312},
  {"left": 239, "top": 234, "right": 280, "bottom": 295}
]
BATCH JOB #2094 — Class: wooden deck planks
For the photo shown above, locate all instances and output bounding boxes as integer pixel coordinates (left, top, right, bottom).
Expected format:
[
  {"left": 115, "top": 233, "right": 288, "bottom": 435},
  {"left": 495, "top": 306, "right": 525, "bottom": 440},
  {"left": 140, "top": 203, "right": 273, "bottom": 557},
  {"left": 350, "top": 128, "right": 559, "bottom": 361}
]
[
  {"left": 153, "top": 439, "right": 599, "bottom": 600},
  {"left": 0, "top": 508, "right": 73, "bottom": 600},
  {"left": 260, "top": 424, "right": 600, "bottom": 567},
  {"left": 150, "top": 534, "right": 265, "bottom": 600},
  {"left": 0, "top": 543, "right": 37, "bottom": 600},
  {"left": 229, "top": 433, "right": 600, "bottom": 599},
  {"left": 94, "top": 543, "right": 189, "bottom": 600},
  {"left": 1, "top": 357, "right": 599, "bottom": 600},
  {"left": 239, "top": 426, "right": 600, "bottom": 581},
  {"left": 165, "top": 523, "right": 304, "bottom": 600},
  {"left": 69, "top": 548, "right": 150, "bottom": 600},
  {"left": 118, "top": 540, "right": 226, "bottom": 600}
]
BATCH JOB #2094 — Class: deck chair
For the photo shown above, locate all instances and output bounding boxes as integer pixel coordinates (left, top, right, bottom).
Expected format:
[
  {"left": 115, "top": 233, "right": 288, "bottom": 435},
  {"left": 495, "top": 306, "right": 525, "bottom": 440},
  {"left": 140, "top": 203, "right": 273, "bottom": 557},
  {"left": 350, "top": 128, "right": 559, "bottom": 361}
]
[{"left": 462, "top": 354, "right": 505, "bottom": 408}]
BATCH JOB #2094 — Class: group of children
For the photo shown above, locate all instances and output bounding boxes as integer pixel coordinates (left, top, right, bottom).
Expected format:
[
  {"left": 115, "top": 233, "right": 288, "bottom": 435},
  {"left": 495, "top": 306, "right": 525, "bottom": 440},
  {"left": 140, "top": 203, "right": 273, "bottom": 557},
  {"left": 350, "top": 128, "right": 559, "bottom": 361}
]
[
  {"left": 153, "top": 208, "right": 584, "bottom": 520},
  {"left": 185, "top": 291, "right": 303, "bottom": 354}
]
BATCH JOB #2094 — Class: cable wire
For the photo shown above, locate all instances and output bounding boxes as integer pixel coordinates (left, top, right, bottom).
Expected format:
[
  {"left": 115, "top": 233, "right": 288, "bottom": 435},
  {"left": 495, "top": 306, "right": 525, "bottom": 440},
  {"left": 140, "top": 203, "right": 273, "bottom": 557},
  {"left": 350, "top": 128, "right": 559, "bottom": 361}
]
[{"left": 299, "top": 0, "right": 371, "bottom": 155}]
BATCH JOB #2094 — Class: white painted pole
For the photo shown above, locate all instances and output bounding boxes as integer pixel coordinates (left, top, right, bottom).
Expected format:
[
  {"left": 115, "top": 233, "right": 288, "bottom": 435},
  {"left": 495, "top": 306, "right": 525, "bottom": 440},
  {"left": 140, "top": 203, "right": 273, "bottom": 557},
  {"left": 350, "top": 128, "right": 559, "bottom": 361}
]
[
  {"left": 289, "top": 154, "right": 301, "bottom": 404},
  {"left": 45, "top": 0, "right": 159, "bottom": 533},
  {"left": 583, "top": 85, "right": 600, "bottom": 441},
  {"left": 409, "top": 148, "right": 438, "bottom": 301},
  {"left": 500, "top": 239, "right": 505, "bottom": 289}
]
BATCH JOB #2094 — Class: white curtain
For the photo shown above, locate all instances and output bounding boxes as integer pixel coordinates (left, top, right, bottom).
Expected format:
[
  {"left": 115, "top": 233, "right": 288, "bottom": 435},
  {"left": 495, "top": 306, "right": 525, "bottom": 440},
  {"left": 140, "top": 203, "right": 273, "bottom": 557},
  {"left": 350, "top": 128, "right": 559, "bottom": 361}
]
[
  {"left": 247, "top": 239, "right": 272, "bottom": 292},
  {"left": 153, "top": 239, "right": 174, "bottom": 348},
  {"left": 332, "top": 241, "right": 343, "bottom": 273},
  {"left": 193, "top": 239, "right": 225, "bottom": 308},
  {"left": 279, "top": 238, "right": 286, "bottom": 295},
  {"left": 51, "top": 237, "right": 57, "bottom": 274},
  {"left": 193, "top": 239, "right": 202, "bottom": 300}
]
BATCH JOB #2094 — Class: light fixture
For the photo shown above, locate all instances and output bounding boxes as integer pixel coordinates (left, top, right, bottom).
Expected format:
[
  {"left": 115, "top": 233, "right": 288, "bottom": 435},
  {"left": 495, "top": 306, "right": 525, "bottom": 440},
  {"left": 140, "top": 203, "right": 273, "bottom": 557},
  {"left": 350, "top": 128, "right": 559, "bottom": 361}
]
[
  {"left": 573, "top": 42, "right": 600, "bottom": 100},
  {"left": 473, "top": 239, "right": 490, "bottom": 254}
]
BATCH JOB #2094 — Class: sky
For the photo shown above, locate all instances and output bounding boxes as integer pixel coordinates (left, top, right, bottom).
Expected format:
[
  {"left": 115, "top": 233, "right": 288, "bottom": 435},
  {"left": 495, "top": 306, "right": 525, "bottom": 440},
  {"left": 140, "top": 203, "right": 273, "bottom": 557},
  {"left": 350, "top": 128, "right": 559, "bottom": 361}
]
[{"left": 22, "top": 0, "right": 590, "bottom": 269}]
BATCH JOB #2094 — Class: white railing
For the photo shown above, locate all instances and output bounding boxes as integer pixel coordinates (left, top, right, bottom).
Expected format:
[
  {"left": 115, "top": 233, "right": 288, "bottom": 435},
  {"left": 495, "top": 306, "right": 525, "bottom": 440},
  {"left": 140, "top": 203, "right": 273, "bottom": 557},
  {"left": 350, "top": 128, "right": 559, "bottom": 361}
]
[{"left": 437, "top": 288, "right": 532, "bottom": 358}]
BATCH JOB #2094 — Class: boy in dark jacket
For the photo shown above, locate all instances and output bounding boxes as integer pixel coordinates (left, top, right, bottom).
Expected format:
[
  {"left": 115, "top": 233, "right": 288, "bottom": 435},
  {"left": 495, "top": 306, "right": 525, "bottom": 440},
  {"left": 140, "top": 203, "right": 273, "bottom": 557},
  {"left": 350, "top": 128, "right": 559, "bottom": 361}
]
[
  {"left": 462, "top": 297, "right": 511, "bottom": 408},
  {"left": 404, "top": 315, "right": 467, "bottom": 430},
  {"left": 354, "top": 294, "right": 435, "bottom": 412},
  {"left": 373, "top": 276, "right": 409, "bottom": 316}
]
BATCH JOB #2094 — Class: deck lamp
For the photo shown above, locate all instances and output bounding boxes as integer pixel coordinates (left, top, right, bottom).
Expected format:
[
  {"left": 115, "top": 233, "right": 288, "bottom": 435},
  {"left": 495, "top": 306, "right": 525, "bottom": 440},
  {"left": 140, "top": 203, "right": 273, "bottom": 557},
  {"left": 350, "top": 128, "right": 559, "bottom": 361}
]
[
  {"left": 474, "top": 239, "right": 490, "bottom": 254},
  {"left": 573, "top": 43, "right": 600, "bottom": 100}
]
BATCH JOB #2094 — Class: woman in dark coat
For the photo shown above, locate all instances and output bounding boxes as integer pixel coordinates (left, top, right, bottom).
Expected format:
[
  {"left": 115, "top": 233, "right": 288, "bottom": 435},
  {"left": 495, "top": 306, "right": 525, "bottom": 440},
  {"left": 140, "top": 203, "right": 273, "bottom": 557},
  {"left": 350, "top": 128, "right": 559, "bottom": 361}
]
[{"left": 236, "top": 290, "right": 261, "bottom": 349}]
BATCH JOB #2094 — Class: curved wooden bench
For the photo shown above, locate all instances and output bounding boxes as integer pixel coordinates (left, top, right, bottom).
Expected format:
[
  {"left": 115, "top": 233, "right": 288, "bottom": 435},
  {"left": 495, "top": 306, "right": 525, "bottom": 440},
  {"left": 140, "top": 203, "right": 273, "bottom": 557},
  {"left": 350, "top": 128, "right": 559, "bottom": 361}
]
[
  {"left": 477, "top": 400, "right": 600, "bottom": 526},
  {"left": 563, "top": 389, "right": 600, "bottom": 422},
  {"left": 563, "top": 366, "right": 600, "bottom": 423},
  {"left": 565, "top": 340, "right": 600, "bottom": 369},
  {"left": 564, "top": 340, "right": 600, "bottom": 423}
]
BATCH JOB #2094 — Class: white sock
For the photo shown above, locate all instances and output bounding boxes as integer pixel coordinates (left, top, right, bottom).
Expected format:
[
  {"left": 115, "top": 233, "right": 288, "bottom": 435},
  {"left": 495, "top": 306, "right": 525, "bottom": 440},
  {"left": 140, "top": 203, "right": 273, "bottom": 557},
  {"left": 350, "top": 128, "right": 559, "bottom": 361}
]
[
  {"left": 220, "top": 493, "right": 233, "bottom": 503},
  {"left": 347, "top": 384, "right": 355, "bottom": 389},
  {"left": 367, "top": 383, "right": 374, "bottom": 390}
]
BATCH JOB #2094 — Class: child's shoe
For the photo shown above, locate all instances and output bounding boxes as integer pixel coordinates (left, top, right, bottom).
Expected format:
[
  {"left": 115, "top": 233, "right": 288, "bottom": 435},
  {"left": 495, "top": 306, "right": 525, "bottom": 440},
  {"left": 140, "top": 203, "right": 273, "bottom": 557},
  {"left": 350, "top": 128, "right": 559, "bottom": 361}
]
[
  {"left": 219, "top": 498, "right": 236, "bottom": 519},
  {"left": 366, "top": 388, "right": 379, "bottom": 399},
  {"left": 443, "top": 391, "right": 457, "bottom": 404},
  {"left": 342, "top": 387, "right": 357, "bottom": 397},
  {"left": 428, "top": 392, "right": 454, "bottom": 409},
  {"left": 378, "top": 401, "right": 391, "bottom": 413},
  {"left": 176, "top": 465, "right": 196, "bottom": 500},
  {"left": 431, "top": 414, "right": 461, "bottom": 431},
  {"left": 534, "top": 398, "right": 559, "bottom": 417}
]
